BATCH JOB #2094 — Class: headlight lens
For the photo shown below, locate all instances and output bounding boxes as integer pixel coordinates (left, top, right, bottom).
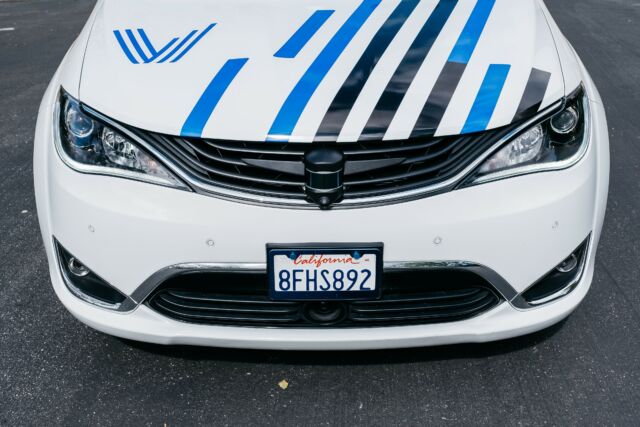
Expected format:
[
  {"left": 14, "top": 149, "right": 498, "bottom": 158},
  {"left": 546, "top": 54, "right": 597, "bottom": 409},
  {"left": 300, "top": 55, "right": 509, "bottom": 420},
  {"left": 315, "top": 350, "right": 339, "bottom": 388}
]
[
  {"left": 478, "top": 124, "right": 545, "bottom": 174},
  {"left": 550, "top": 106, "right": 579, "bottom": 135},
  {"left": 56, "top": 90, "right": 186, "bottom": 189},
  {"left": 470, "top": 87, "right": 588, "bottom": 183}
]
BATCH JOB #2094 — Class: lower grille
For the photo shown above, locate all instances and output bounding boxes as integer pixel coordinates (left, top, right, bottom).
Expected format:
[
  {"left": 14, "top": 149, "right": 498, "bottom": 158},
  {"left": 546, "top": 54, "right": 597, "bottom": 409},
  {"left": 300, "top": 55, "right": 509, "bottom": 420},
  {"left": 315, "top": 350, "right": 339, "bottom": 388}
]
[{"left": 146, "top": 270, "right": 502, "bottom": 328}]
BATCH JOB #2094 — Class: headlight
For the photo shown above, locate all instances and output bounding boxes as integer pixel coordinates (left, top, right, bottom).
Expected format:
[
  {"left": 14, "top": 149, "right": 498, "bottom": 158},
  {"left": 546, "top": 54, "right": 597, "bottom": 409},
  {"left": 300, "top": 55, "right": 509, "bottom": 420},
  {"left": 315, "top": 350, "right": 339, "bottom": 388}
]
[
  {"left": 55, "top": 90, "right": 187, "bottom": 189},
  {"left": 468, "top": 86, "right": 589, "bottom": 184}
]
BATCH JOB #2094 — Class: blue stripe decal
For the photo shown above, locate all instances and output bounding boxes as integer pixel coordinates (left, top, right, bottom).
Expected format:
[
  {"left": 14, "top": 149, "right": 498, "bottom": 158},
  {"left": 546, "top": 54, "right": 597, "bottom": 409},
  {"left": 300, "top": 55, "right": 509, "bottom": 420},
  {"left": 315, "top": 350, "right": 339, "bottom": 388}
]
[
  {"left": 268, "top": 0, "right": 382, "bottom": 141},
  {"left": 152, "top": 37, "right": 179, "bottom": 61},
  {"left": 171, "top": 23, "right": 216, "bottom": 63},
  {"left": 158, "top": 30, "right": 198, "bottom": 63},
  {"left": 461, "top": 64, "right": 510, "bottom": 134},
  {"left": 137, "top": 29, "right": 157, "bottom": 56},
  {"left": 125, "top": 29, "right": 150, "bottom": 63},
  {"left": 181, "top": 58, "right": 249, "bottom": 138},
  {"left": 448, "top": 0, "right": 495, "bottom": 64},
  {"left": 275, "top": 10, "right": 335, "bottom": 58},
  {"left": 409, "top": 0, "right": 496, "bottom": 136},
  {"left": 113, "top": 30, "right": 139, "bottom": 64}
]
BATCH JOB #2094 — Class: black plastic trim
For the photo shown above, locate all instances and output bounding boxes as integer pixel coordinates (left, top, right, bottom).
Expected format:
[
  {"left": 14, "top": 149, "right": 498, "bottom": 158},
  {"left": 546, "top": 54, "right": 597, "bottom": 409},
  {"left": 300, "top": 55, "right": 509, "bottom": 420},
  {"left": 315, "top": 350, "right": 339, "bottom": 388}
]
[
  {"left": 54, "top": 239, "right": 136, "bottom": 312},
  {"left": 144, "top": 266, "right": 503, "bottom": 328}
]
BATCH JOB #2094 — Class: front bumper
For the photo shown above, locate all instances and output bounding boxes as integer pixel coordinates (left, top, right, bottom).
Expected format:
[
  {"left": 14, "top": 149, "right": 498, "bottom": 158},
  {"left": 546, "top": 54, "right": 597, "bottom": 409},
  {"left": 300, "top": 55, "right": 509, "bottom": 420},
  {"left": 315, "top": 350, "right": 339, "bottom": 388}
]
[{"left": 34, "top": 63, "right": 609, "bottom": 350}]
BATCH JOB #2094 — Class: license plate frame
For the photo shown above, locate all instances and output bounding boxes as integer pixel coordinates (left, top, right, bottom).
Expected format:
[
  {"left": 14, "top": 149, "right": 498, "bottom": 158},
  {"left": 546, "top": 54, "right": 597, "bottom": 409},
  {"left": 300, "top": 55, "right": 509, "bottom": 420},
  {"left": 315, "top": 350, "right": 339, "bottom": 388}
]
[{"left": 267, "top": 243, "right": 384, "bottom": 301}]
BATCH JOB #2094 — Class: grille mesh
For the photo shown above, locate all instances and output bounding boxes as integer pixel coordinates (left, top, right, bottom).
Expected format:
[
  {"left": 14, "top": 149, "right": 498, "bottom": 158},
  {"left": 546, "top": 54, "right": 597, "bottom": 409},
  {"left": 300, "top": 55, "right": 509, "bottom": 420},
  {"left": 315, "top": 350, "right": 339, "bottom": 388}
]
[
  {"left": 146, "top": 270, "right": 502, "bottom": 328},
  {"left": 130, "top": 124, "right": 518, "bottom": 203}
]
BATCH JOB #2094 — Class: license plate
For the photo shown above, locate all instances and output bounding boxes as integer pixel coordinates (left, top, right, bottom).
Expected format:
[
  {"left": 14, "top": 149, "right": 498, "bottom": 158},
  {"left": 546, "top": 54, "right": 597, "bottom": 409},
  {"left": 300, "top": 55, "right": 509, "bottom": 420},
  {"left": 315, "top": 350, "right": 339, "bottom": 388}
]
[{"left": 267, "top": 244, "right": 383, "bottom": 301}]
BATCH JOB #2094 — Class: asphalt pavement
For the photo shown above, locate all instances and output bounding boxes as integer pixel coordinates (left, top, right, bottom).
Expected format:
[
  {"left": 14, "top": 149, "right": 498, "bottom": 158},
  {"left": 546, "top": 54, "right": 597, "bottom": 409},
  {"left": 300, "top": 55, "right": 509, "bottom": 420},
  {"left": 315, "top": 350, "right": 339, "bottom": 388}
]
[{"left": 1, "top": 0, "right": 639, "bottom": 425}]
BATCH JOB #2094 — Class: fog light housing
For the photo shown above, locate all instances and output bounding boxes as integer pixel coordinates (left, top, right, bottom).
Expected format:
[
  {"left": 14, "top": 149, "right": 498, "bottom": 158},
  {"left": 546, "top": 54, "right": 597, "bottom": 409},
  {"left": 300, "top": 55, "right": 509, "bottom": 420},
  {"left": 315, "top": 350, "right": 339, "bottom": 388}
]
[
  {"left": 54, "top": 240, "right": 132, "bottom": 311},
  {"left": 519, "top": 237, "right": 590, "bottom": 307},
  {"left": 68, "top": 257, "right": 90, "bottom": 277}
]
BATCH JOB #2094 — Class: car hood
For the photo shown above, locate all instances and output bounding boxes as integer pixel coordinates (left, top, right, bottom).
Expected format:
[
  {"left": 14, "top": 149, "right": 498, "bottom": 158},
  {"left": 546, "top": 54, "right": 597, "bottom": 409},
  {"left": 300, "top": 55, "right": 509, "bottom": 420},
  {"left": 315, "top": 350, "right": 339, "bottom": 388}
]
[{"left": 80, "top": 0, "right": 566, "bottom": 142}]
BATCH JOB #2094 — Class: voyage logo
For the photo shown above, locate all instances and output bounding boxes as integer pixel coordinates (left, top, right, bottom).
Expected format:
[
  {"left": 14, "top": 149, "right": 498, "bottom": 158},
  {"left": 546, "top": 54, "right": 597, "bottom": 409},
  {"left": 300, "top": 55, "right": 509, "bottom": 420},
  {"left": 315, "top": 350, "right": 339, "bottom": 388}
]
[{"left": 113, "top": 24, "right": 216, "bottom": 64}]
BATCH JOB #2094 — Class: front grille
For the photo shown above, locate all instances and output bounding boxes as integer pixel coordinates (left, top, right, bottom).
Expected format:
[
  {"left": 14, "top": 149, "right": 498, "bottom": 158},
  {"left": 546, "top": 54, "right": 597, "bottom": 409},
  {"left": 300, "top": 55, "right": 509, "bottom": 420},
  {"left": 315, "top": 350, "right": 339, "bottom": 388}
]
[
  {"left": 130, "top": 124, "right": 517, "bottom": 204},
  {"left": 146, "top": 269, "right": 502, "bottom": 328}
]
